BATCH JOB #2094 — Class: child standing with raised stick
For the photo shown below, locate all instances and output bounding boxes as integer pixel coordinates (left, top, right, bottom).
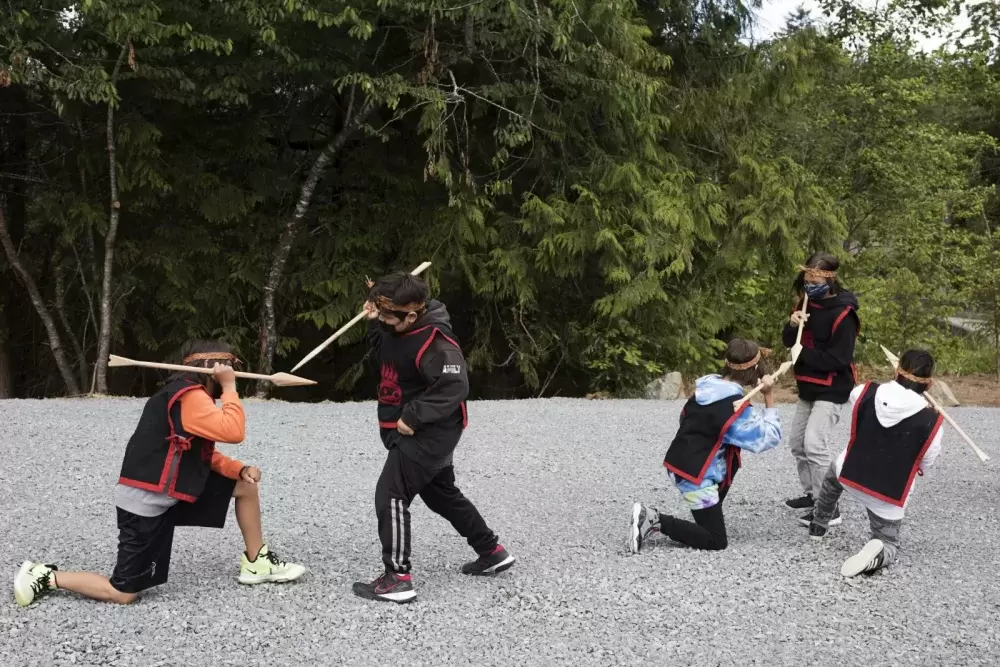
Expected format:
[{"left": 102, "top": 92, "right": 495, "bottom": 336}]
[{"left": 782, "top": 252, "right": 861, "bottom": 526}]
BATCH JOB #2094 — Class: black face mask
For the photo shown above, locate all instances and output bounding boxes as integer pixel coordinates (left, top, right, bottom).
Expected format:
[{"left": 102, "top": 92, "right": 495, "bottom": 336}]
[{"left": 379, "top": 321, "right": 398, "bottom": 334}]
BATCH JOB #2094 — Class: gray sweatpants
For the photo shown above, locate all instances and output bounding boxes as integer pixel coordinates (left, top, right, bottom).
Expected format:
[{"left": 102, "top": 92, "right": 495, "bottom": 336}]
[
  {"left": 788, "top": 399, "right": 843, "bottom": 497},
  {"left": 813, "top": 464, "right": 901, "bottom": 568}
]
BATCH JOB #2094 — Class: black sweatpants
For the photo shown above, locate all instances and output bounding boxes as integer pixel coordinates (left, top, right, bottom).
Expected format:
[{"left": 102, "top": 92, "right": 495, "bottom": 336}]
[
  {"left": 376, "top": 446, "right": 497, "bottom": 573},
  {"left": 658, "top": 486, "right": 730, "bottom": 551}
]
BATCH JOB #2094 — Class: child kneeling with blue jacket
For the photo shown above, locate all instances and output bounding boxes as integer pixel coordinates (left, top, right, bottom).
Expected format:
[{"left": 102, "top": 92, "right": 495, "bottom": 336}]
[{"left": 629, "top": 339, "right": 782, "bottom": 552}]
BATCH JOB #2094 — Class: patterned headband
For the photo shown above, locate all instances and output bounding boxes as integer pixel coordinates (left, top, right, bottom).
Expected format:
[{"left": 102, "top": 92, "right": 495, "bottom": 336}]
[
  {"left": 799, "top": 265, "right": 837, "bottom": 279},
  {"left": 897, "top": 368, "right": 933, "bottom": 385},
  {"left": 727, "top": 350, "right": 761, "bottom": 371},
  {"left": 183, "top": 352, "right": 240, "bottom": 365},
  {"left": 374, "top": 294, "right": 426, "bottom": 314}
]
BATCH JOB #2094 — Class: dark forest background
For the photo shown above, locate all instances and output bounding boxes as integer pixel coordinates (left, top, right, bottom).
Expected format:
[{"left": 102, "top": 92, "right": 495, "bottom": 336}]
[{"left": 2, "top": 0, "right": 1000, "bottom": 402}]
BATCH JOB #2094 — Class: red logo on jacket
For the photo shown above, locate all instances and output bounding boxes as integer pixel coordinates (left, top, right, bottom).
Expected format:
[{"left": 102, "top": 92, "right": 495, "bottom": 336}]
[{"left": 379, "top": 363, "right": 402, "bottom": 406}]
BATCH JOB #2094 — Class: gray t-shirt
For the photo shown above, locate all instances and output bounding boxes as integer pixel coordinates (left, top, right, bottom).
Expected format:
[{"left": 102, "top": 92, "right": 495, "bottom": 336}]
[{"left": 115, "top": 455, "right": 181, "bottom": 517}]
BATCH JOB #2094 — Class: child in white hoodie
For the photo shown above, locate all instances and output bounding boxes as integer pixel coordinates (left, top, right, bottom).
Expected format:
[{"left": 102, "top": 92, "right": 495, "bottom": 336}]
[{"left": 806, "top": 349, "right": 944, "bottom": 577}]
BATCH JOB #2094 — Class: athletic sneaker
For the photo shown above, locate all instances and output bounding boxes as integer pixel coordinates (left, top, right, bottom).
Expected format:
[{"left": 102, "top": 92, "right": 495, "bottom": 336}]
[
  {"left": 798, "top": 507, "right": 841, "bottom": 527},
  {"left": 14, "top": 561, "right": 57, "bottom": 607},
  {"left": 627, "top": 503, "right": 660, "bottom": 554},
  {"left": 785, "top": 493, "right": 814, "bottom": 509},
  {"left": 808, "top": 522, "right": 827, "bottom": 541},
  {"left": 841, "top": 539, "right": 886, "bottom": 577},
  {"left": 461, "top": 545, "right": 516, "bottom": 575},
  {"left": 352, "top": 570, "right": 416, "bottom": 604},
  {"left": 237, "top": 545, "right": 307, "bottom": 584}
]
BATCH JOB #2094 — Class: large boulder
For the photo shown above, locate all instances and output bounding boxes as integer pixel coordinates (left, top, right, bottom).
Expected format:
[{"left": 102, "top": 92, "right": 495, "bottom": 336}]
[
  {"left": 645, "top": 371, "right": 684, "bottom": 400},
  {"left": 929, "top": 379, "right": 960, "bottom": 407}
]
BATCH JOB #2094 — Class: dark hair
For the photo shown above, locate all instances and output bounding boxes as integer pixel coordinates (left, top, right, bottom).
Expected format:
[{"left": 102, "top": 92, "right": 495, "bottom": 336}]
[
  {"left": 897, "top": 349, "right": 934, "bottom": 394},
  {"left": 368, "top": 271, "right": 430, "bottom": 316},
  {"left": 720, "top": 338, "right": 769, "bottom": 386},
  {"left": 793, "top": 251, "right": 845, "bottom": 296},
  {"left": 168, "top": 339, "right": 238, "bottom": 389}
]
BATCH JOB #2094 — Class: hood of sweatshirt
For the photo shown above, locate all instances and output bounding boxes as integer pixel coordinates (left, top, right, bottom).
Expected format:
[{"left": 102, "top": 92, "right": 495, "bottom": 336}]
[
  {"left": 694, "top": 374, "right": 744, "bottom": 405},
  {"left": 828, "top": 289, "right": 859, "bottom": 311},
  {"left": 412, "top": 299, "right": 452, "bottom": 330},
  {"left": 872, "top": 381, "right": 928, "bottom": 427}
]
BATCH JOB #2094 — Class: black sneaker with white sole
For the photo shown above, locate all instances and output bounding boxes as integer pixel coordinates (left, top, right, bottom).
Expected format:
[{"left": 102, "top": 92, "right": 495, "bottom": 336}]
[
  {"left": 352, "top": 570, "right": 416, "bottom": 604},
  {"left": 785, "top": 493, "right": 815, "bottom": 509},
  {"left": 808, "top": 522, "right": 827, "bottom": 540},
  {"left": 798, "top": 507, "right": 841, "bottom": 527},
  {"left": 841, "top": 539, "right": 886, "bottom": 577},
  {"left": 461, "top": 545, "right": 516, "bottom": 576}
]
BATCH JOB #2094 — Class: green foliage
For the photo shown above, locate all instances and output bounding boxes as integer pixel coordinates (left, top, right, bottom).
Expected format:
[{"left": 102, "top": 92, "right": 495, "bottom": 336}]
[{"left": 2, "top": 0, "right": 1000, "bottom": 399}]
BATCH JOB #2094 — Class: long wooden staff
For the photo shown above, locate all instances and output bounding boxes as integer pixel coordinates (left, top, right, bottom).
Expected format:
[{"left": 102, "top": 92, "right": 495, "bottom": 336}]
[
  {"left": 733, "top": 361, "right": 791, "bottom": 410},
  {"left": 790, "top": 293, "right": 809, "bottom": 363},
  {"left": 733, "top": 294, "right": 809, "bottom": 410},
  {"left": 880, "top": 344, "right": 989, "bottom": 463},
  {"left": 108, "top": 355, "right": 317, "bottom": 387},
  {"left": 290, "top": 261, "right": 433, "bottom": 372}
]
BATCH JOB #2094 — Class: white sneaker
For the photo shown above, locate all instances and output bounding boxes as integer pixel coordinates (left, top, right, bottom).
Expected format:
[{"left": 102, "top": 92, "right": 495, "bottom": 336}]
[
  {"left": 238, "top": 545, "right": 307, "bottom": 584},
  {"left": 841, "top": 540, "right": 886, "bottom": 577},
  {"left": 14, "top": 561, "right": 57, "bottom": 607},
  {"left": 628, "top": 503, "right": 658, "bottom": 554}
]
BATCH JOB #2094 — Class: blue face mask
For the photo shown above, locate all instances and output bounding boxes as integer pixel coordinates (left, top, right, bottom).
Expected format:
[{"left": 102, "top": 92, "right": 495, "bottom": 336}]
[{"left": 804, "top": 283, "right": 830, "bottom": 299}]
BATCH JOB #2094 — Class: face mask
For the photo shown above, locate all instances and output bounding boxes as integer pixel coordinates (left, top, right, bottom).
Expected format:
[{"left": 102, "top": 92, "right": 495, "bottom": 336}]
[
  {"left": 804, "top": 283, "right": 830, "bottom": 299},
  {"left": 379, "top": 321, "right": 398, "bottom": 334}
]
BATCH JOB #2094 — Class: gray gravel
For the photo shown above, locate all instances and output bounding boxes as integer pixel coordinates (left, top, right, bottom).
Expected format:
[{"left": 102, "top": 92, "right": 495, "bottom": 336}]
[{"left": 2, "top": 396, "right": 999, "bottom": 666}]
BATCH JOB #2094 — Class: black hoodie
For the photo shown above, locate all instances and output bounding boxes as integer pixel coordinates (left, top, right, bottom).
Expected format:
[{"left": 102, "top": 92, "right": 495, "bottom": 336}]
[
  {"left": 368, "top": 299, "right": 469, "bottom": 464},
  {"left": 781, "top": 290, "right": 860, "bottom": 404}
]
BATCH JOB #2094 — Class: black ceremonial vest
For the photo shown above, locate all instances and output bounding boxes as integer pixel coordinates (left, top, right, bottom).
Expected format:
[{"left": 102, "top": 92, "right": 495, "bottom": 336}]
[
  {"left": 117, "top": 380, "right": 218, "bottom": 502},
  {"left": 838, "top": 382, "right": 942, "bottom": 507},
  {"left": 664, "top": 395, "right": 749, "bottom": 488},
  {"left": 376, "top": 323, "right": 468, "bottom": 433}
]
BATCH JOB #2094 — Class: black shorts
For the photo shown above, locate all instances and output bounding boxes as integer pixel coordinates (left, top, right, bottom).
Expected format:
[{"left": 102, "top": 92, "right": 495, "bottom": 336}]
[{"left": 110, "top": 473, "right": 237, "bottom": 594}]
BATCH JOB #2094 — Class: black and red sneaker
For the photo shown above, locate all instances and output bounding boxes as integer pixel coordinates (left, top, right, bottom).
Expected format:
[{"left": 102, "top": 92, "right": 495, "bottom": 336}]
[
  {"left": 352, "top": 570, "right": 416, "bottom": 604},
  {"left": 461, "top": 545, "right": 516, "bottom": 576}
]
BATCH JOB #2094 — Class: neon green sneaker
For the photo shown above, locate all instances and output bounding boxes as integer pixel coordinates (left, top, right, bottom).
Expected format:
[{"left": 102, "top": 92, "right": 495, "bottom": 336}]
[
  {"left": 14, "top": 561, "right": 58, "bottom": 607},
  {"left": 238, "top": 545, "right": 306, "bottom": 584}
]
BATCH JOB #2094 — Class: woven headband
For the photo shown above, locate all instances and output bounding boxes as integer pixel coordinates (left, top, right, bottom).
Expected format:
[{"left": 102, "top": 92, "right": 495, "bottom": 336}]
[
  {"left": 374, "top": 294, "right": 426, "bottom": 314},
  {"left": 183, "top": 352, "right": 240, "bottom": 365},
  {"left": 896, "top": 368, "right": 933, "bottom": 385},
  {"left": 799, "top": 264, "right": 837, "bottom": 279},
  {"left": 726, "top": 350, "right": 761, "bottom": 371}
]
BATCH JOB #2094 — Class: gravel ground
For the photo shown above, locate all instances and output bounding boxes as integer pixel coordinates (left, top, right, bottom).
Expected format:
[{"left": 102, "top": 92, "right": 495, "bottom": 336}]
[{"left": 2, "top": 396, "right": 999, "bottom": 666}]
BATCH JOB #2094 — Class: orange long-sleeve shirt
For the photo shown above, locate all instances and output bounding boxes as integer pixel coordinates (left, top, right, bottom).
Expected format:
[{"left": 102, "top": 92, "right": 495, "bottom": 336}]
[{"left": 178, "top": 388, "right": 247, "bottom": 480}]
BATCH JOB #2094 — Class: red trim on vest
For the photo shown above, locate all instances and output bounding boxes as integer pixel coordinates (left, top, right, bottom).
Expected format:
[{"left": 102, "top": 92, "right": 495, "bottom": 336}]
[
  {"left": 795, "top": 372, "right": 834, "bottom": 386},
  {"left": 379, "top": 420, "right": 399, "bottom": 429},
  {"left": 664, "top": 402, "right": 750, "bottom": 484},
  {"left": 830, "top": 307, "right": 853, "bottom": 333},
  {"left": 413, "top": 327, "right": 469, "bottom": 429},
  {"left": 837, "top": 384, "right": 944, "bottom": 507},
  {"left": 117, "top": 383, "right": 205, "bottom": 501},
  {"left": 723, "top": 446, "right": 742, "bottom": 490}
]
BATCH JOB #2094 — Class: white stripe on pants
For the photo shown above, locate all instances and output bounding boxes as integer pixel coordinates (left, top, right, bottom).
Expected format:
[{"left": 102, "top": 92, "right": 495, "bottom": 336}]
[{"left": 788, "top": 399, "right": 842, "bottom": 496}]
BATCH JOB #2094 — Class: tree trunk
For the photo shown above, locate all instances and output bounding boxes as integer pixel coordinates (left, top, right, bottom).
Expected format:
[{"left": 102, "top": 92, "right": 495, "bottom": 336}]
[
  {"left": 93, "top": 44, "right": 129, "bottom": 394},
  {"left": 256, "top": 100, "right": 376, "bottom": 397},
  {"left": 0, "top": 203, "right": 81, "bottom": 395},
  {"left": 54, "top": 257, "right": 89, "bottom": 388}
]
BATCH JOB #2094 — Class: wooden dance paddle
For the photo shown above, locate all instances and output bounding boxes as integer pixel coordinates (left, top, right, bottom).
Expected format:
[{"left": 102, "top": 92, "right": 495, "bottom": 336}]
[
  {"left": 733, "top": 291, "right": 810, "bottom": 410},
  {"left": 879, "top": 344, "right": 989, "bottom": 463},
  {"left": 108, "top": 355, "right": 317, "bottom": 387},
  {"left": 290, "top": 260, "right": 433, "bottom": 372},
  {"left": 790, "top": 293, "right": 809, "bottom": 363}
]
